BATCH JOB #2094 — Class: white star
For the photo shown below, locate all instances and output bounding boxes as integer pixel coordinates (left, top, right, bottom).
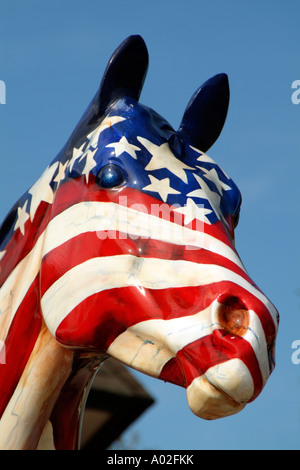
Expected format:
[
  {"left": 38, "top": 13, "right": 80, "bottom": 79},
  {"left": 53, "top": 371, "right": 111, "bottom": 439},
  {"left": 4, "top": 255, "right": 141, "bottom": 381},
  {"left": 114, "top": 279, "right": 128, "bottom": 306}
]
[
  {"left": 197, "top": 166, "right": 232, "bottom": 195},
  {"left": 82, "top": 147, "right": 97, "bottom": 183},
  {"left": 190, "top": 146, "right": 216, "bottom": 164},
  {"left": 86, "top": 116, "right": 126, "bottom": 148},
  {"left": 14, "top": 200, "right": 30, "bottom": 235},
  {"left": 28, "top": 162, "right": 59, "bottom": 221},
  {"left": 68, "top": 142, "right": 86, "bottom": 172},
  {"left": 191, "top": 146, "right": 230, "bottom": 180},
  {"left": 187, "top": 174, "right": 221, "bottom": 219},
  {"left": 143, "top": 175, "right": 180, "bottom": 203},
  {"left": 53, "top": 161, "right": 68, "bottom": 186},
  {"left": 106, "top": 136, "right": 140, "bottom": 159},
  {"left": 138, "top": 137, "right": 193, "bottom": 183},
  {"left": 173, "top": 198, "right": 212, "bottom": 225}
]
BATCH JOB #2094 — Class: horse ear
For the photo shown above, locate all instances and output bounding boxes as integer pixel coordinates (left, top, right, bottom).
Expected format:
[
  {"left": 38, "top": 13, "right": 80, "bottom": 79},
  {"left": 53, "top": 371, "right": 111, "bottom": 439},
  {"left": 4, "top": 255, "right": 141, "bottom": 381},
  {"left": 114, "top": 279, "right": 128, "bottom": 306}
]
[
  {"left": 63, "top": 35, "right": 149, "bottom": 156},
  {"left": 178, "top": 73, "right": 229, "bottom": 153},
  {"left": 96, "top": 35, "right": 149, "bottom": 117}
]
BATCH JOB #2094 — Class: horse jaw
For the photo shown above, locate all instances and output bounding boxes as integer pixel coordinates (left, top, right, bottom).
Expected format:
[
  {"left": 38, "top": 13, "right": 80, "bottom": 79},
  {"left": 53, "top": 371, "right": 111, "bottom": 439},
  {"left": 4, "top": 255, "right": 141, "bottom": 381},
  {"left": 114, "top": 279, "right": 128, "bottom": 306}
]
[{"left": 186, "top": 375, "right": 245, "bottom": 420}]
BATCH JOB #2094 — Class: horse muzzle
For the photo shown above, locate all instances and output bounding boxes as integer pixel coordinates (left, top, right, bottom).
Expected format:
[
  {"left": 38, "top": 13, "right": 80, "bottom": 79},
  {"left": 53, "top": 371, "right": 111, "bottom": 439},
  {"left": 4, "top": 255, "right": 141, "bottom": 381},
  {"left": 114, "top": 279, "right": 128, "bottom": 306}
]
[{"left": 164, "top": 293, "right": 278, "bottom": 420}]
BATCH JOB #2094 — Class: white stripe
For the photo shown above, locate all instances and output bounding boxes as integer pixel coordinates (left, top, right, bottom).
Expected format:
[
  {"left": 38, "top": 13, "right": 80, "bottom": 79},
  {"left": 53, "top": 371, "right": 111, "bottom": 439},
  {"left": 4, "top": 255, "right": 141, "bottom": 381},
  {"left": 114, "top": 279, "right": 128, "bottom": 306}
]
[
  {"left": 0, "top": 234, "right": 45, "bottom": 341},
  {"left": 236, "top": 310, "right": 269, "bottom": 383},
  {"left": 107, "top": 328, "right": 174, "bottom": 378},
  {"left": 115, "top": 305, "right": 270, "bottom": 385},
  {"left": 42, "top": 200, "right": 246, "bottom": 270},
  {"left": 186, "top": 374, "right": 246, "bottom": 419},
  {"left": 107, "top": 305, "right": 214, "bottom": 375},
  {"left": 212, "top": 306, "right": 270, "bottom": 383},
  {"left": 41, "top": 254, "right": 277, "bottom": 343},
  {"left": 199, "top": 359, "right": 254, "bottom": 403}
]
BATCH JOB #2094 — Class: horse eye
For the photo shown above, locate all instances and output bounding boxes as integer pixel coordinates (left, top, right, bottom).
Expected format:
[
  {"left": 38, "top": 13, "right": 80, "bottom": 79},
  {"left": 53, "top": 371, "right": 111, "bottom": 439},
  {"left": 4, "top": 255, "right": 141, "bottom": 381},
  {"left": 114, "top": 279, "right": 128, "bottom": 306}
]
[{"left": 95, "top": 164, "right": 126, "bottom": 188}]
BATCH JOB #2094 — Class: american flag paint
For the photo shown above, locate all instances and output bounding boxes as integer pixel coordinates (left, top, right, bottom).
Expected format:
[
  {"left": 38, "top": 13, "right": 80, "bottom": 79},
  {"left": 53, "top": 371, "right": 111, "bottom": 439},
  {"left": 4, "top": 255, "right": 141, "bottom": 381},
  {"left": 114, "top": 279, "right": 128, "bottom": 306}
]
[{"left": 0, "top": 35, "right": 278, "bottom": 449}]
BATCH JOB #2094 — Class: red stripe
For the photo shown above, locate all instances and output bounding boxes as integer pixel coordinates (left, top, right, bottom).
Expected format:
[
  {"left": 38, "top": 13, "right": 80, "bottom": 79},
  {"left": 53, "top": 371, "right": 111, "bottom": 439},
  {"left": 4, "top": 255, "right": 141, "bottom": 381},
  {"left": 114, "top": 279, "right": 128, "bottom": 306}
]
[
  {"left": 0, "top": 277, "right": 42, "bottom": 418},
  {"left": 54, "top": 280, "right": 274, "bottom": 353},
  {"left": 54, "top": 284, "right": 209, "bottom": 351},
  {"left": 159, "top": 329, "right": 263, "bottom": 401}
]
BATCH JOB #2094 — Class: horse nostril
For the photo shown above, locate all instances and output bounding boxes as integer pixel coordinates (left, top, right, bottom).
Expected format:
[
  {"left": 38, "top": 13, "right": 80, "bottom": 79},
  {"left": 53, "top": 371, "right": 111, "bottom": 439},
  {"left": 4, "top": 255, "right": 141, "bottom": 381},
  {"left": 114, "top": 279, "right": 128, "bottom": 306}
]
[{"left": 217, "top": 296, "right": 249, "bottom": 337}]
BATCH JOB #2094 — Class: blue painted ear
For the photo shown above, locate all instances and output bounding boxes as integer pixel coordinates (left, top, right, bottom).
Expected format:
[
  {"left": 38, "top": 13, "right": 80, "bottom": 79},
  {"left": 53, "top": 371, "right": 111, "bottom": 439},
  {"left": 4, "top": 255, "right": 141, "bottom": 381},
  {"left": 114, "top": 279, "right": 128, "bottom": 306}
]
[
  {"left": 62, "top": 35, "right": 149, "bottom": 157},
  {"left": 178, "top": 74, "right": 229, "bottom": 152},
  {"left": 97, "top": 35, "right": 149, "bottom": 117}
]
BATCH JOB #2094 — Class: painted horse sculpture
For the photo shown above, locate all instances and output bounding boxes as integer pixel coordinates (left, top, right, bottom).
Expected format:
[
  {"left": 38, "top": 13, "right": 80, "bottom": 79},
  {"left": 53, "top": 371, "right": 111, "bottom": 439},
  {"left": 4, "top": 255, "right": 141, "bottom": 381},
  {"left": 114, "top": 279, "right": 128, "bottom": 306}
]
[{"left": 0, "top": 35, "right": 279, "bottom": 449}]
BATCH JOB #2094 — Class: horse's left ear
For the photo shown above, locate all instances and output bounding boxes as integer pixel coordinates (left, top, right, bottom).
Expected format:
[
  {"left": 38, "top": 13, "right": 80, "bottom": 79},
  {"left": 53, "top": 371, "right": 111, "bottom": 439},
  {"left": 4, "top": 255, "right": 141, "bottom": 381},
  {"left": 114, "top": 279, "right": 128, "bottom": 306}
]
[
  {"left": 178, "top": 73, "right": 230, "bottom": 152},
  {"left": 96, "top": 35, "right": 149, "bottom": 117},
  {"left": 63, "top": 35, "right": 149, "bottom": 156}
]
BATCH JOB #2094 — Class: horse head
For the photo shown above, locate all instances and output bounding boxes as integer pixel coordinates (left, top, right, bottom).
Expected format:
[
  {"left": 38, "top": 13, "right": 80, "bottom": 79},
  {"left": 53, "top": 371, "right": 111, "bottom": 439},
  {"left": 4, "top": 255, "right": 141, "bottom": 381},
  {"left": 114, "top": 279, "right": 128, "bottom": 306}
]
[
  {"left": 40, "top": 35, "right": 278, "bottom": 419},
  {"left": 0, "top": 35, "right": 279, "bottom": 449}
]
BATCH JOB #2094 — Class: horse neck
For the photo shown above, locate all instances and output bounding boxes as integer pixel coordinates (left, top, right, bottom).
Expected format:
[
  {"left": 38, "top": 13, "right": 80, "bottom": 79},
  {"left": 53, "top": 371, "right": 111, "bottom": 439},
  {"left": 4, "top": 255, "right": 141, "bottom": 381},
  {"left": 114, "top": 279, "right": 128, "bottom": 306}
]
[
  {"left": 0, "top": 317, "right": 104, "bottom": 450},
  {"left": 0, "top": 232, "right": 104, "bottom": 449},
  {"left": 0, "top": 323, "right": 72, "bottom": 449},
  {"left": 0, "top": 225, "right": 46, "bottom": 417}
]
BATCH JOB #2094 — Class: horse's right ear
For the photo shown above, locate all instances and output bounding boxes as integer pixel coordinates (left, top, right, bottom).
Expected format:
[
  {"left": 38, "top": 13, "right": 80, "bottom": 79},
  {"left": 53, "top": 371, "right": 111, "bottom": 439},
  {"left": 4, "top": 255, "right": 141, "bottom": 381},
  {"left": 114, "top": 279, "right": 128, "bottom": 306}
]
[{"left": 178, "top": 74, "right": 230, "bottom": 153}]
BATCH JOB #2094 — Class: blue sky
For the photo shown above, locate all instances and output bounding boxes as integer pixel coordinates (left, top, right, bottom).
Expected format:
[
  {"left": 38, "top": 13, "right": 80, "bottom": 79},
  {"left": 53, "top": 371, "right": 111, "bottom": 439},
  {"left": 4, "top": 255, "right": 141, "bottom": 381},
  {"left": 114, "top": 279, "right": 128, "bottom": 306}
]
[{"left": 1, "top": 0, "right": 299, "bottom": 450}]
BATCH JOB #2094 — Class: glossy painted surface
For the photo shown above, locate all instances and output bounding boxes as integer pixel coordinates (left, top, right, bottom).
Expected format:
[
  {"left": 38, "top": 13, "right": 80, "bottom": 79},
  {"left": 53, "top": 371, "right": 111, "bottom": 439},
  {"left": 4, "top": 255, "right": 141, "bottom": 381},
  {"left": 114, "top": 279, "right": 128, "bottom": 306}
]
[{"left": 0, "top": 35, "right": 279, "bottom": 449}]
